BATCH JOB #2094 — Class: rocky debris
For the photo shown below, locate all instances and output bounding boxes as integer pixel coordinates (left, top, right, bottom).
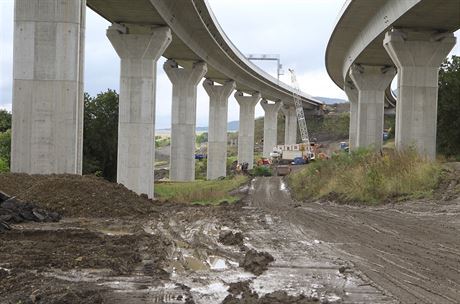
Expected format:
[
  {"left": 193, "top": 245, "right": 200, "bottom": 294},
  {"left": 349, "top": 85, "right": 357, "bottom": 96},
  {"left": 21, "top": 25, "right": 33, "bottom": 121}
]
[
  {"left": 219, "top": 230, "right": 244, "bottom": 246},
  {"left": 223, "top": 280, "right": 319, "bottom": 304},
  {"left": 240, "top": 249, "right": 275, "bottom": 276},
  {"left": 0, "top": 174, "right": 158, "bottom": 218},
  {"left": 0, "top": 192, "right": 61, "bottom": 230}
]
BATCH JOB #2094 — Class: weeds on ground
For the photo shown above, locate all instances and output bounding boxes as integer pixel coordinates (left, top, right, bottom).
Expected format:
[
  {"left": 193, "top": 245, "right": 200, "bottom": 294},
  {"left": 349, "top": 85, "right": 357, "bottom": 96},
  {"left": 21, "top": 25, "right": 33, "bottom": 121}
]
[
  {"left": 288, "top": 148, "right": 442, "bottom": 203},
  {"left": 251, "top": 166, "right": 272, "bottom": 177},
  {"left": 154, "top": 175, "right": 248, "bottom": 205}
]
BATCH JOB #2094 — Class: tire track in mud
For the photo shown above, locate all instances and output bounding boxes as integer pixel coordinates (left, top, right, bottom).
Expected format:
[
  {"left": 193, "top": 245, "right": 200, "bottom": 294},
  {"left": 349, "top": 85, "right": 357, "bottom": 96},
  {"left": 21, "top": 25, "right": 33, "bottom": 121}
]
[{"left": 250, "top": 177, "right": 460, "bottom": 304}]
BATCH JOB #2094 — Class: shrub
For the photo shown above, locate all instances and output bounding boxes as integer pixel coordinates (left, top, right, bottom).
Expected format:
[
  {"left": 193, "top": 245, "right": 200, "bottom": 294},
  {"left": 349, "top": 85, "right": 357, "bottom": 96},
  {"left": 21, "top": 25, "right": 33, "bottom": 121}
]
[
  {"left": 252, "top": 166, "right": 272, "bottom": 177},
  {"left": 288, "top": 148, "right": 441, "bottom": 203}
]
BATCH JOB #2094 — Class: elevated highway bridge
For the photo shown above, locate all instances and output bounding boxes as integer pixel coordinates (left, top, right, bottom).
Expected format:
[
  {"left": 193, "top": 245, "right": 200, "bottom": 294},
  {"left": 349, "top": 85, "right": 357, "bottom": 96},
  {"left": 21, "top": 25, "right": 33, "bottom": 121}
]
[
  {"left": 11, "top": 0, "right": 322, "bottom": 197},
  {"left": 326, "top": 0, "right": 459, "bottom": 157}
]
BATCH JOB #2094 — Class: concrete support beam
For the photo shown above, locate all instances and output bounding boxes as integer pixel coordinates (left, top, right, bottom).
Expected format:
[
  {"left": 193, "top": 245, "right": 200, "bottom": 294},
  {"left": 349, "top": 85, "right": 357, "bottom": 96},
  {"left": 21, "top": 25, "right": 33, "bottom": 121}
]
[
  {"left": 165, "top": 60, "right": 207, "bottom": 181},
  {"left": 344, "top": 81, "right": 359, "bottom": 150},
  {"left": 384, "top": 29, "right": 456, "bottom": 159},
  {"left": 281, "top": 105, "right": 297, "bottom": 145},
  {"left": 203, "top": 79, "right": 235, "bottom": 180},
  {"left": 261, "top": 99, "right": 282, "bottom": 157},
  {"left": 235, "top": 91, "right": 261, "bottom": 169},
  {"left": 107, "top": 25, "right": 171, "bottom": 198},
  {"left": 11, "top": 0, "right": 86, "bottom": 174},
  {"left": 349, "top": 64, "right": 396, "bottom": 151}
]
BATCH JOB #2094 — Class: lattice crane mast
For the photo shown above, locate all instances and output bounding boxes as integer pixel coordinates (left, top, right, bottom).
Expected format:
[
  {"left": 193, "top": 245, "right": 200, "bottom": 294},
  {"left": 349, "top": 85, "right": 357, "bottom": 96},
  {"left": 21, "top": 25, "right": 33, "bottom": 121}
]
[{"left": 288, "top": 69, "right": 313, "bottom": 158}]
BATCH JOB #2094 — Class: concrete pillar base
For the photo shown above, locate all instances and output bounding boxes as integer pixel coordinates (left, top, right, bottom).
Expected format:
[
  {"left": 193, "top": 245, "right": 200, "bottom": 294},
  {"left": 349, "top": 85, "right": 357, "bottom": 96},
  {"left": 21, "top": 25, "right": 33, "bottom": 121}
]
[
  {"left": 384, "top": 29, "right": 456, "bottom": 159},
  {"left": 235, "top": 91, "right": 261, "bottom": 169},
  {"left": 261, "top": 100, "right": 282, "bottom": 157},
  {"left": 165, "top": 60, "right": 207, "bottom": 181},
  {"left": 349, "top": 64, "right": 396, "bottom": 151},
  {"left": 107, "top": 25, "right": 172, "bottom": 198},
  {"left": 11, "top": 0, "right": 86, "bottom": 174},
  {"left": 344, "top": 81, "right": 359, "bottom": 150},
  {"left": 281, "top": 105, "right": 297, "bottom": 145},
  {"left": 203, "top": 79, "right": 235, "bottom": 180}
]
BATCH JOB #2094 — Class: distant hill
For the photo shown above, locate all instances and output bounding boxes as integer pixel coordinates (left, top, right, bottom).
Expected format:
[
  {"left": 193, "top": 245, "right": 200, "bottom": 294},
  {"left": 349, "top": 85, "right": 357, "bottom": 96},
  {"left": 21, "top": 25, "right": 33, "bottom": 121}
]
[
  {"left": 227, "top": 120, "right": 239, "bottom": 131},
  {"left": 160, "top": 120, "right": 239, "bottom": 133},
  {"left": 314, "top": 96, "right": 348, "bottom": 104}
]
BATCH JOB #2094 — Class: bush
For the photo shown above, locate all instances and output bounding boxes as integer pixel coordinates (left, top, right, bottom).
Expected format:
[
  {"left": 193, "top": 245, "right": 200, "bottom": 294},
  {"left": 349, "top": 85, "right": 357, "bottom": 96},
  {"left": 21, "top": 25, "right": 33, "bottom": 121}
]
[
  {"left": 0, "top": 158, "right": 8, "bottom": 173},
  {"left": 0, "top": 130, "right": 11, "bottom": 169},
  {"left": 195, "top": 158, "right": 207, "bottom": 180},
  {"left": 252, "top": 165, "right": 272, "bottom": 177},
  {"left": 288, "top": 148, "right": 441, "bottom": 203}
]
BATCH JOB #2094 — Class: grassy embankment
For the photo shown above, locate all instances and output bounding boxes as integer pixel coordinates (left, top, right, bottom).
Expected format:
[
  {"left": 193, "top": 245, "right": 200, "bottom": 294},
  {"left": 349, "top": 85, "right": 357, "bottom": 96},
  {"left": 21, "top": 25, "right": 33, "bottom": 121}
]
[
  {"left": 288, "top": 149, "right": 442, "bottom": 203},
  {"left": 154, "top": 175, "right": 249, "bottom": 205}
]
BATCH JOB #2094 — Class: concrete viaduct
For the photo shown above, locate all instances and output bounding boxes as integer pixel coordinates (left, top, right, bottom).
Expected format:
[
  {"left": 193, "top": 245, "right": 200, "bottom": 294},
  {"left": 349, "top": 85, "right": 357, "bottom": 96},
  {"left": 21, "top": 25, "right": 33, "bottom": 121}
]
[
  {"left": 10, "top": 0, "right": 323, "bottom": 198},
  {"left": 326, "top": 0, "right": 459, "bottom": 158}
]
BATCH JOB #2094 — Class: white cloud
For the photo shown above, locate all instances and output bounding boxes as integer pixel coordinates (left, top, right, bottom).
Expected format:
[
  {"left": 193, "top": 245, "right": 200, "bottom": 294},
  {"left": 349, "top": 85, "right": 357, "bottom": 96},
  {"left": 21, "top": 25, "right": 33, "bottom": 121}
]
[{"left": 0, "top": 103, "right": 11, "bottom": 112}]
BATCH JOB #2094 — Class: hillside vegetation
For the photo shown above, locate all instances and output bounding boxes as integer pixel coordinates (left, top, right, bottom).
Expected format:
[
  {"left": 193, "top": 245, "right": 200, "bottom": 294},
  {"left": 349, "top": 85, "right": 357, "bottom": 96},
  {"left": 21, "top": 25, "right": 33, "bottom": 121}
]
[{"left": 288, "top": 149, "right": 441, "bottom": 203}]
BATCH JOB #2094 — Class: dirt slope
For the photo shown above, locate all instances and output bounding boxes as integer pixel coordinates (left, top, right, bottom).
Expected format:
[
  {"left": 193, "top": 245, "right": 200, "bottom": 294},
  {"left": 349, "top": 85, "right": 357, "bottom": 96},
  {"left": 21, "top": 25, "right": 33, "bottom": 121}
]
[{"left": 251, "top": 177, "right": 460, "bottom": 304}]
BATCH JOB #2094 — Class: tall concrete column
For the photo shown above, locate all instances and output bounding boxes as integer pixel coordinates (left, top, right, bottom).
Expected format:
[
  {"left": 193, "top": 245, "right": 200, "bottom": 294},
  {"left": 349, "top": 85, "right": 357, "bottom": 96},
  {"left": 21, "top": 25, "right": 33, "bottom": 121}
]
[
  {"left": 261, "top": 99, "right": 282, "bottom": 157},
  {"left": 384, "top": 29, "right": 456, "bottom": 159},
  {"left": 281, "top": 105, "right": 297, "bottom": 145},
  {"left": 164, "top": 60, "right": 207, "bottom": 181},
  {"left": 107, "top": 25, "right": 172, "bottom": 198},
  {"left": 235, "top": 91, "right": 261, "bottom": 169},
  {"left": 11, "top": 0, "right": 86, "bottom": 174},
  {"left": 349, "top": 64, "right": 396, "bottom": 151},
  {"left": 344, "top": 81, "right": 359, "bottom": 150},
  {"left": 203, "top": 79, "right": 235, "bottom": 180}
]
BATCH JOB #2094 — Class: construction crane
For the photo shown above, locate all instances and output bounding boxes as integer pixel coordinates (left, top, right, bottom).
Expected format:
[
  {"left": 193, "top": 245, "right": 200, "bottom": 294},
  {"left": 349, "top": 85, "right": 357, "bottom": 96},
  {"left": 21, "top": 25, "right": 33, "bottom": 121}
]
[{"left": 288, "top": 69, "right": 314, "bottom": 160}]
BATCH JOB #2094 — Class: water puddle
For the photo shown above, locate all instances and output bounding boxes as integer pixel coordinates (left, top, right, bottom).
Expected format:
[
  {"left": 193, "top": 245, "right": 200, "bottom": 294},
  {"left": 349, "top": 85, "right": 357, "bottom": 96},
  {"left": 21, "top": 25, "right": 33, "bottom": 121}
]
[{"left": 280, "top": 181, "right": 288, "bottom": 192}]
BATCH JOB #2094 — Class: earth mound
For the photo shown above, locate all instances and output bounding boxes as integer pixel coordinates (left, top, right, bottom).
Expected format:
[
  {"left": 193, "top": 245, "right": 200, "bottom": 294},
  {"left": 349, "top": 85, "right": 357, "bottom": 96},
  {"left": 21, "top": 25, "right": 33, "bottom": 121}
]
[{"left": 0, "top": 174, "right": 159, "bottom": 218}]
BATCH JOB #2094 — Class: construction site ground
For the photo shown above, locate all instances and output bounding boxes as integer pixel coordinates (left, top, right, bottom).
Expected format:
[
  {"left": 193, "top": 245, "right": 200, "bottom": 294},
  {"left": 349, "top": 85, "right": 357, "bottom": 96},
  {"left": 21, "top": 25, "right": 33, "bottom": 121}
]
[{"left": 0, "top": 170, "right": 459, "bottom": 304}]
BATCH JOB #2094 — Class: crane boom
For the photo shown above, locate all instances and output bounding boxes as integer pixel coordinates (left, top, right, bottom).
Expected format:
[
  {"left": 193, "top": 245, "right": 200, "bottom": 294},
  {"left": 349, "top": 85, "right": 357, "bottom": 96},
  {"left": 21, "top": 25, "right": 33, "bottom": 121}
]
[{"left": 289, "top": 69, "right": 312, "bottom": 157}]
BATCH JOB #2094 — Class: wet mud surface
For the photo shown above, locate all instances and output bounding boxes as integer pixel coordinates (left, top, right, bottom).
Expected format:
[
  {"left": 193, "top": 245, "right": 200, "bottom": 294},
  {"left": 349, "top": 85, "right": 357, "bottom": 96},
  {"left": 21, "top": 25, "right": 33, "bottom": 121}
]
[{"left": 0, "top": 173, "right": 459, "bottom": 303}]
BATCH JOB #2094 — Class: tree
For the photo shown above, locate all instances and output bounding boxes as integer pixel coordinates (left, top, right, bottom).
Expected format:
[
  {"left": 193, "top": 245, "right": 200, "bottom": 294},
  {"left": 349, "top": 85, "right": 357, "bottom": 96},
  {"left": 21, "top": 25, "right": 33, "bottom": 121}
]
[
  {"left": 437, "top": 56, "right": 460, "bottom": 158},
  {"left": 0, "top": 110, "right": 12, "bottom": 170},
  {"left": 0, "top": 110, "right": 11, "bottom": 133},
  {"left": 0, "top": 130, "right": 11, "bottom": 168},
  {"left": 83, "top": 90, "right": 119, "bottom": 181},
  {"left": 196, "top": 132, "right": 208, "bottom": 144}
]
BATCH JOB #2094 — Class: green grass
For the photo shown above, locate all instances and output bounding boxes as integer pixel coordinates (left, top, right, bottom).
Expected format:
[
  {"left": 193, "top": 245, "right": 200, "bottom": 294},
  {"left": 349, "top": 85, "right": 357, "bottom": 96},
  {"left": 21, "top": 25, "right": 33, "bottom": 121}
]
[
  {"left": 154, "top": 175, "right": 249, "bottom": 205},
  {"left": 288, "top": 148, "right": 442, "bottom": 204}
]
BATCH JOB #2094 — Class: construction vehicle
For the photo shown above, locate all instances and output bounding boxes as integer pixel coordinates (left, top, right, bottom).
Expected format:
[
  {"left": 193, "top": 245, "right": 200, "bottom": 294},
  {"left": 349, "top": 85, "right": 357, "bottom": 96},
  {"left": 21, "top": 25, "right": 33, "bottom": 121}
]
[{"left": 288, "top": 69, "right": 315, "bottom": 161}]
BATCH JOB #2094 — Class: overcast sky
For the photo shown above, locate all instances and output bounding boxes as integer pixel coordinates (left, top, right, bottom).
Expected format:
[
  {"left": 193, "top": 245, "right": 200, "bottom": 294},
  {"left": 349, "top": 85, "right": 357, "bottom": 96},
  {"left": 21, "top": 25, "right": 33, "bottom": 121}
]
[{"left": 1, "top": 0, "right": 459, "bottom": 128}]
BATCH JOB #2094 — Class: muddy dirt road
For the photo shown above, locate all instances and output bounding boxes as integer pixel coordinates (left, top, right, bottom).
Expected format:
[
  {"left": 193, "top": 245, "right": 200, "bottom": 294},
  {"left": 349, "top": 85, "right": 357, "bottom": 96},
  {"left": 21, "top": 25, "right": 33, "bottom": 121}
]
[
  {"left": 251, "top": 177, "right": 460, "bottom": 304},
  {"left": 1, "top": 173, "right": 459, "bottom": 303}
]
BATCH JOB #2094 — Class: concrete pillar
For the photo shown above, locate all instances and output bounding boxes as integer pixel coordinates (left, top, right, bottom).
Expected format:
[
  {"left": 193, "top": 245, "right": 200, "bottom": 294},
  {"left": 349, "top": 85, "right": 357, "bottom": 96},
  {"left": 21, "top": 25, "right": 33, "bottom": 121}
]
[
  {"left": 349, "top": 64, "right": 396, "bottom": 151},
  {"left": 344, "top": 81, "right": 359, "bottom": 150},
  {"left": 384, "top": 29, "right": 456, "bottom": 159},
  {"left": 281, "top": 105, "right": 297, "bottom": 145},
  {"left": 107, "top": 25, "right": 172, "bottom": 198},
  {"left": 261, "top": 99, "right": 282, "bottom": 157},
  {"left": 203, "top": 79, "right": 235, "bottom": 180},
  {"left": 235, "top": 91, "right": 261, "bottom": 169},
  {"left": 11, "top": 0, "right": 86, "bottom": 174},
  {"left": 164, "top": 60, "right": 207, "bottom": 181}
]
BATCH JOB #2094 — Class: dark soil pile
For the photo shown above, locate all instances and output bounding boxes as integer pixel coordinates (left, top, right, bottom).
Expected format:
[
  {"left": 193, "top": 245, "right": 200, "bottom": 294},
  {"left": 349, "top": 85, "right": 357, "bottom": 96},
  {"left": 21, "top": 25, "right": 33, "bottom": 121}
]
[
  {"left": 223, "top": 281, "right": 318, "bottom": 304},
  {"left": 0, "top": 174, "right": 159, "bottom": 218},
  {"left": 0, "top": 228, "right": 170, "bottom": 276},
  {"left": 240, "top": 249, "right": 274, "bottom": 276},
  {"left": 219, "top": 230, "right": 244, "bottom": 246}
]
